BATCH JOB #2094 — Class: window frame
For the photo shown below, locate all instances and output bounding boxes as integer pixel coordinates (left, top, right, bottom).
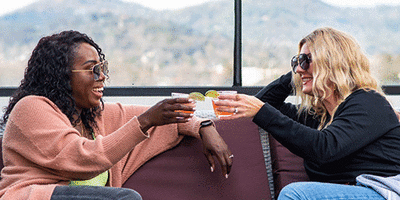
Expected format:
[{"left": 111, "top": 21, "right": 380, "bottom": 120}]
[{"left": 1, "top": 86, "right": 400, "bottom": 97}]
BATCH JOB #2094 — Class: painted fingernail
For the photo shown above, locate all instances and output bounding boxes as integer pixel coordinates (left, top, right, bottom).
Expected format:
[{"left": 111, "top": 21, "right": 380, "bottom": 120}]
[
  {"left": 225, "top": 174, "right": 229, "bottom": 179},
  {"left": 210, "top": 166, "right": 214, "bottom": 172}
]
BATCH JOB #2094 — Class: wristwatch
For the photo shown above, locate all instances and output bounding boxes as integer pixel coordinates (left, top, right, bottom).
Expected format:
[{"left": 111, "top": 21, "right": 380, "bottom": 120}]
[{"left": 200, "top": 120, "right": 213, "bottom": 128}]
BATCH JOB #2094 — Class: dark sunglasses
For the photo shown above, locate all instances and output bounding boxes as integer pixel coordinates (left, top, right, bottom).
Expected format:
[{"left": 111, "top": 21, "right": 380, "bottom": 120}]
[
  {"left": 72, "top": 60, "right": 109, "bottom": 81},
  {"left": 291, "top": 53, "right": 312, "bottom": 73}
]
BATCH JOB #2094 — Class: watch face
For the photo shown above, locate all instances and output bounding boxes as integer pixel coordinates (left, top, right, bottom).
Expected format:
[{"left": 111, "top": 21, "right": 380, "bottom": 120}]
[{"left": 201, "top": 120, "right": 213, "bottom": 127}]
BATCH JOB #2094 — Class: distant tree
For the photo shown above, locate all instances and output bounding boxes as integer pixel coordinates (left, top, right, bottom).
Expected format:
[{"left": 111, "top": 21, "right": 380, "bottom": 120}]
[{"left": 377, "top": 54, "right": 400, "bottom": 85}]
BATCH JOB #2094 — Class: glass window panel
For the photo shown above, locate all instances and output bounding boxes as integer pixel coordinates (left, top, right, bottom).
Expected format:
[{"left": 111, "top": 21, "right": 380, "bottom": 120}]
[
  {"left": 0, "top": 0, "right": 234, "bottom": 86},
  {"left": 242, "top": 1, "right": 400, "bottom": 86}
]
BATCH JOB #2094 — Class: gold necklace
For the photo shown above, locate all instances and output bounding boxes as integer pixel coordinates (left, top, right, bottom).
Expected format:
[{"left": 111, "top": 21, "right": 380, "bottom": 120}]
[{"left": 80, "top": 122, "right": 86, "bottom": 137}]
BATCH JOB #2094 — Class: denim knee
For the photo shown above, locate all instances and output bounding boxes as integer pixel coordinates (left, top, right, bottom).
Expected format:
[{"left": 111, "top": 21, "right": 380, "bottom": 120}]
[
  {"left": 117, "top": 188, "right": 142, "bottom": 200},
  {"left": 277, "top": 182, "right": 385, "bottom": 200},
  {"left": 51, "top": 186, "right": 143, "bottom": 200},
  {"left": 278, "top": 182, "right": 309, "bottom": 200}
]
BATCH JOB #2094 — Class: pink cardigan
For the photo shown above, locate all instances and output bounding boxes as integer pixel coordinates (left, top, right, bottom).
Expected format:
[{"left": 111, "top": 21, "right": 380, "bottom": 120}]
[{"left": 0, "top": 95, "right": 203, "bottom": 200}]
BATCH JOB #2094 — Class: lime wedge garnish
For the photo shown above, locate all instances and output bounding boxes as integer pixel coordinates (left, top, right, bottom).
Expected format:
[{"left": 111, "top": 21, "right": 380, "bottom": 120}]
[
  {"left": 189, "top": 92, "right": 205, "bottom": 101},
  {"left": 205, "top": 90, "right": 219, "bottom": 98}
]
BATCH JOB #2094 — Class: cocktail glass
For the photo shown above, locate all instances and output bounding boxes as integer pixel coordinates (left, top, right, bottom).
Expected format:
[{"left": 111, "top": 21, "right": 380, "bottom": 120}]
[
  {"left": 211, "top": 91, "right": 237, "bottom": 118},
  {"left": 171, "top": 92, "right": 195, "bottom": 114}
]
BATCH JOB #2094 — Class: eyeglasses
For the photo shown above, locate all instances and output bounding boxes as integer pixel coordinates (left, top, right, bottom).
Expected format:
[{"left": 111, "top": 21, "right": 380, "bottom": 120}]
[
  {"left": 71, "top": 60, "right": 109, "bottom": 81},
  {"left": 291, "top": 53, "right": 312, "bottom": 73}
]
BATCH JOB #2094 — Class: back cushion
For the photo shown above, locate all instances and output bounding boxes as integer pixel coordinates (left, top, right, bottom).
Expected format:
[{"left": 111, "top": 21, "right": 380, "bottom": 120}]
[
  {"left": 269, "top": 134, "right": 309, "bottom": 198},
  {"left": 123, "top": 118, "right": 271, "bottom": 200}
]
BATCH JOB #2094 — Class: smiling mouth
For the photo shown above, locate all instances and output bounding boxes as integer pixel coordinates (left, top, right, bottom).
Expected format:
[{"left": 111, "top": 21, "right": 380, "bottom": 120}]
[
  {"left": 93, "top": 87, "right": 104, "bottom": 93},
  {"left": 302, "top": 78, "right": 312, "bottom": 84}
]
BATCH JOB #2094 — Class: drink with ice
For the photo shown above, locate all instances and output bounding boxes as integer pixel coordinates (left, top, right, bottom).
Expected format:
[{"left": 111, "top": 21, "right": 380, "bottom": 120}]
[
  {"left": 171, "top": 92, "right": 204, "bottom": 114},
  {"left": 208, "top": 90, "right": 237, "bottom": 118}
]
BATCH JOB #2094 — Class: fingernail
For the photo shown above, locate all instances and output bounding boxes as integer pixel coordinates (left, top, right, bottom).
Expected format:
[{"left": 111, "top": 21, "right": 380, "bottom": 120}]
[
  {"left": 210, "top": 167, "right": 214, "bottom": 172},
  {"left": 225, "top": 174, "right": 229, "bottom": 179}
]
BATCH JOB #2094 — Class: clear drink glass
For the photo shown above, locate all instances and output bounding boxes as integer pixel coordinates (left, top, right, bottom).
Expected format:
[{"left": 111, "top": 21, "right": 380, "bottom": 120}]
[
  {"left": 212, "top": 91, "right": 237, "bottom": 118},
  {"left": 171, "top": 92, "right": 195, "bottom": 114}
]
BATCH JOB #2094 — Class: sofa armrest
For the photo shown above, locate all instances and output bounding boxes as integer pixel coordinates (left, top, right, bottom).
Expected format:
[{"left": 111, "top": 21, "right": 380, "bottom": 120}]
[
  {"left": 123, "top": 118, "right": 272, "bottom": 200},
  {"left": 259, "top": 127, "right": 275, "bottom": 199}
]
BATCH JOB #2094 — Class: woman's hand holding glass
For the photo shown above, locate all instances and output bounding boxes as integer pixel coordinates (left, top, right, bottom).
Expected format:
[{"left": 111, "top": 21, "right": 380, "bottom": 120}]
[
  {"left": 214, "top": 94, "right": 264, "bottom": 120},
  {"left": 137, "top": 98, "right": 195, "bottom": 132}
]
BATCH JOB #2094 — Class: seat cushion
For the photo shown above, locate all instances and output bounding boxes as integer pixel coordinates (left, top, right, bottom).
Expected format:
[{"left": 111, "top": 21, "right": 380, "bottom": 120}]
[
  {"left": 269, "top": 134, "right": 309, "bottom": 198},
  {"left": 123, "top": 118, "right": 271, "bottom": 200}
]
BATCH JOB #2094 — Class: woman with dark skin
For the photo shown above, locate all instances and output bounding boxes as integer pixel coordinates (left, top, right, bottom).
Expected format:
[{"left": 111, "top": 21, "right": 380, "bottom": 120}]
[{"left": 0, "top": 30, "right": 232, "bottom": 200}]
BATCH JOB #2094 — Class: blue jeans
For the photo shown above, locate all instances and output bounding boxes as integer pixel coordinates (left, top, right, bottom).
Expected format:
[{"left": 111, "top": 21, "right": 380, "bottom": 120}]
[
  {"left": 51, "top": 186, "right": 142, "bottom": 200},
  {"left": 278, "top": 182, "right": 385, "bottom": 200}
]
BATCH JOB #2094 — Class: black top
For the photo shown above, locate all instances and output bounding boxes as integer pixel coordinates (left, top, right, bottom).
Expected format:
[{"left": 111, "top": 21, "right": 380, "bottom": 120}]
[{"left": 253, "top": 72, "right": 400, "bottom": 184}]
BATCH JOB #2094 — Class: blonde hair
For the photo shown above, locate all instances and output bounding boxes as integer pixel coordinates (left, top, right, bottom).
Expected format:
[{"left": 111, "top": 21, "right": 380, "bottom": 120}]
[{"left": 293, "top": 27, "right": 380, "bottom": 129}]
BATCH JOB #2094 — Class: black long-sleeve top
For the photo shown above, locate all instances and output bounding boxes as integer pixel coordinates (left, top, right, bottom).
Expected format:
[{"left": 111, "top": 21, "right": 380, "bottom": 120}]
[{"left": 253, "top": 72, "right": 400, "bottom": 184}]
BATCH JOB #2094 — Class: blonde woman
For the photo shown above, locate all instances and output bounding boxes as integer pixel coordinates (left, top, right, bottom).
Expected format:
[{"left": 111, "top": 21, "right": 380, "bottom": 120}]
[{"left": 215, "top": 27, "right": 400, "bottom": 199}]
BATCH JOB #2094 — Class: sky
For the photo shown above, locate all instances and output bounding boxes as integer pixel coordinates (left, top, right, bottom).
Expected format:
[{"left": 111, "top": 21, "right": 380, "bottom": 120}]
[{"left": 1, "top": 0, "right": 400, "bottom": 16}]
